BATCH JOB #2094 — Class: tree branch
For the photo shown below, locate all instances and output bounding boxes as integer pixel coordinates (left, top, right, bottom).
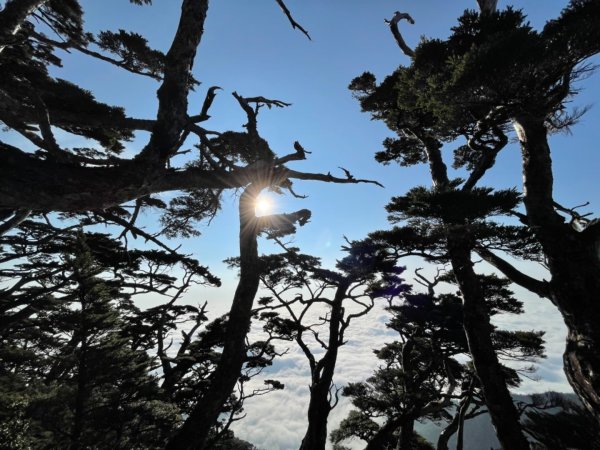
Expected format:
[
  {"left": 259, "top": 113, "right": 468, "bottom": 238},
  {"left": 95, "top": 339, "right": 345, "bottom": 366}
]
[
  {"left": 0, "top": 0, "right": 48, "bottom": 54},
  {"left": 0, "top": 209, "right": 32, "bottom": 236},
  {"left": 274, "top": 0, "right": 311, "bottom": 40},
  {"left": 385, "top": 11, "right": 415, "bottom": 58},
  {"left": 475, "top": 246, "right": 552, "bottom": 300},
  {"left": 138, "top": 0, "right": 209, "bottom": 164}
]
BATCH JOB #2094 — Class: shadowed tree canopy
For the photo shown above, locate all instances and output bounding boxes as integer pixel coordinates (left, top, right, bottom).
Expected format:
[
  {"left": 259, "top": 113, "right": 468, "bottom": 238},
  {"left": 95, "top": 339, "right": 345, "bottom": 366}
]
[
  {"left": 0, "top": 0, "right": 378, "bottom": 225},
  {"left": 350, "top": 0, "right": 600, "bottom": 445},
  {"left": 331, "top": 269, "right": 545, "bottom": 450}
]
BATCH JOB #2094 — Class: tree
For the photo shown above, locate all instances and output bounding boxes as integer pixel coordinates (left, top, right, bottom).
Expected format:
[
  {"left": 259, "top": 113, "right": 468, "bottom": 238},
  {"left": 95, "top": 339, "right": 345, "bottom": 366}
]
[
  {"left": 523, "top": 393, "right": 600, "bottom": 450},
  {"left": 0, "top": 220, "right": 278, "bottom": 449},
  {"left": 0, "top": 0, "right": 374, "bottom": 216},
  {"left": 351, "top": 68, "right": 531, "bottom": 450},
  {"left": 1, "top": 2, "right": 379, "bottom": 448},
  {"left": 365, "top": 0, "right": 600, "bottom": 425},
  {"left": 250, "top": 239, "right": 409, "bottom": 450},
  {"left": 164, "top": 178, "right": 320, "bottom": 449},
  {"left": 331, "top": 270, "right": 545, "bottom": 450},
  {"left": 0, "top": 232, "right": 181, "bottom": 449}
]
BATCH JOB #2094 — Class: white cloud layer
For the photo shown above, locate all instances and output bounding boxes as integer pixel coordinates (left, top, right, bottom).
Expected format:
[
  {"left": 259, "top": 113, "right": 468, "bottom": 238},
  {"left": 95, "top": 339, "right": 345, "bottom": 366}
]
[{"left": 228, "top": 289, "right": 572, "bottom": 450}]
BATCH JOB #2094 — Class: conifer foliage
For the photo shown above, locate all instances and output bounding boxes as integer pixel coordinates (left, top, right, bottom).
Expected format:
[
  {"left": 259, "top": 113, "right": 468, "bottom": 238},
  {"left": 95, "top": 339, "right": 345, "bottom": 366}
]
[{"left": 350, "top": 0, "right": 600, "bottom": 446}]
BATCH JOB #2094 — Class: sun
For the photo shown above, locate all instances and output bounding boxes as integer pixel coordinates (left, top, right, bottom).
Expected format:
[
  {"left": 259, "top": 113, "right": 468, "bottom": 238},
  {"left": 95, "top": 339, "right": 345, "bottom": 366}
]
[{"left": 254, "top": 196, "right": 273, "bottom": 215}]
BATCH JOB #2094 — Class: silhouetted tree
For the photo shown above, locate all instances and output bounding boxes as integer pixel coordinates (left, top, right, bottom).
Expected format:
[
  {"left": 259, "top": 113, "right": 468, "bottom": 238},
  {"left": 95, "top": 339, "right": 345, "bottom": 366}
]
[
  {"left": 356, "top": 0, "right": 600, "bottom": 425},
  {"left": 0, "top": 2, "right": 380, "bottom": 448},
  {"left": 0, "top": 233, "right": 180, "bottom": 448},
  {"left": 331, "top": 270, "right": 545, "bottom": 450},
  {"left": 523, "top": 393, "right": 600, "bottom": 450},
  {"left": 347, "top": 0, "right": 600, "bottom": 445},
  {"left": 249, "top": 240, "right": 408, "bottom": 450}
]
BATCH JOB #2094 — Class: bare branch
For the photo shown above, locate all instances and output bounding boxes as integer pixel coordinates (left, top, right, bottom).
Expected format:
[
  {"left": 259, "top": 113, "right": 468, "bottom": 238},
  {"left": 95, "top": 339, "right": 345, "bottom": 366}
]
[
  {"left": 285, "top": 168, "right": 383, "bottom": 188},
  {"left": 413, "top": 267, "right": 443, "bottom": 297},
  {"left": 198, "top": 86, "right": 222, "bottom": 121},
  {"left": 385, "top": 11, "right": 415, "bottom": 58},
  {"left": 274, "top": 0, "right": 311, "bottom": 40},
  {"left": 275, "top": 141, "right": 310, "bottom": 165}
]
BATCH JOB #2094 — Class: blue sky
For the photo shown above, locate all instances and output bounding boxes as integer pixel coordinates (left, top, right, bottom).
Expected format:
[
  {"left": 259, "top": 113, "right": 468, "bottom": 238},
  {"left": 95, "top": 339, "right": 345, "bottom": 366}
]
[
  {"left": 10, "top": 1, "right": 600, "bottom": 448},
  {"left": 64, "top": 0, "right": 599, "bottom": 272}
]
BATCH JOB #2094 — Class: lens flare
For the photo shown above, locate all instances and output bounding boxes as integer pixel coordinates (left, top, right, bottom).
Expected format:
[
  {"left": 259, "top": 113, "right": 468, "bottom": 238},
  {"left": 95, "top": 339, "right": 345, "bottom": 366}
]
[{"left": 255, "top": 197, "right": 272, "bottom": 215}]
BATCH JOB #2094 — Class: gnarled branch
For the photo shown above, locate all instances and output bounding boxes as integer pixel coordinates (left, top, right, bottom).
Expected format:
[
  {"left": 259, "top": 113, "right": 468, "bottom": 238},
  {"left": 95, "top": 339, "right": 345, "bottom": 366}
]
[
  {"left": 475, "top": 246, "right": 551, "bottom": 300},
  {"left": 385, "top": 11, "right": 415, "bottom": 58}
]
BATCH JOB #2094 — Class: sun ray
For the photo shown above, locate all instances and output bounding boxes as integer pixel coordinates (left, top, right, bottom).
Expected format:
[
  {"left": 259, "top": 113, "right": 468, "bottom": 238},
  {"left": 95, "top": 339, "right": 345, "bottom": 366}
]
[{"left": 255, "top": 196, "right": 273, "bottom": 216}]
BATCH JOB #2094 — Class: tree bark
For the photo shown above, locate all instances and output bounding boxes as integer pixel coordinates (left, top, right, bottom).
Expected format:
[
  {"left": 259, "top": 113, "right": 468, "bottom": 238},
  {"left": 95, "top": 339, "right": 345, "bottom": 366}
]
[
  {"left": 139, "top": 0, "right": 209, "bottom": 164},
  {"left": 165, "top": 184, "right": 262, "bottom": 450},
  {"left": 299, "top": 381, "right": 333, "bottom": 450},
  {"left": 514, "top": 115, "right": 600, "bottom": 422}
]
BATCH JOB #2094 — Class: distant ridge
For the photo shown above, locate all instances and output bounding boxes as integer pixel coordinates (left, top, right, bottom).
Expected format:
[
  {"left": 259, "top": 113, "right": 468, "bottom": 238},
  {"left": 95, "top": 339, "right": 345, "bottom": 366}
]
[{"left": 415, "top": 392, "right": 577, "bottom": 450}]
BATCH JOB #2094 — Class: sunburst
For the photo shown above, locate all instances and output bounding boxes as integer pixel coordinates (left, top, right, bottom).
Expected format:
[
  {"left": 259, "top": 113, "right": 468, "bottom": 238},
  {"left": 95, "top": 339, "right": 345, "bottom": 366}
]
[{"left": 255, "top": 196, "right": 273, "bottom": 216}]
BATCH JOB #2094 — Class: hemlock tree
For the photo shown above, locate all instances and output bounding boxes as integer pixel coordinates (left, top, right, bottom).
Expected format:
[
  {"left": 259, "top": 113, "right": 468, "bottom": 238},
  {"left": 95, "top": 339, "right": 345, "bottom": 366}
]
[
  {"left": 350, "top": 73, "right": 531, "bottom": 448},
  {"left": 0, "top": 223, "right": 272, "bottom": 449},
  {"left": 363, "top": 0, "right": 600, "bottom": 425},
  {"left": 523, "top": 393, "right": 600, "bottom": 450},
  {"left": 0, "top": 0, "right": 373, "bottom": 214}
]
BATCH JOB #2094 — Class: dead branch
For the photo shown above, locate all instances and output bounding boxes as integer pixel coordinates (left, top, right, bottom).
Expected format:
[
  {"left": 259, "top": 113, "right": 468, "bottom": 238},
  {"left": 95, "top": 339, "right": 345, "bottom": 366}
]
[
  {"left": 385, "top": 11, "right": 415, "bottom": 58},
  {"left": 274, "top": 0, "right": 311, "bottom": 40}
]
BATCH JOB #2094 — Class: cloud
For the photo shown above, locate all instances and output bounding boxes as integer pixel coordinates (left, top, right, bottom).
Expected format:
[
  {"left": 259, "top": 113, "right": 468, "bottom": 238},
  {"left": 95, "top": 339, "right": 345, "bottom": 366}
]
[
  {"left": 230, "top": 287, "right": 574, "bottom": 449},
  {"left": 231, "top": 302, "right": 398, "bottom": 450}
]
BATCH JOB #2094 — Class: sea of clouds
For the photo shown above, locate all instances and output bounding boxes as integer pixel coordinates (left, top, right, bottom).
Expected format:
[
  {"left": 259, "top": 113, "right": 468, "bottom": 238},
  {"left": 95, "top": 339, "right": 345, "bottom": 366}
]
[{"left": 227, "top": 284, "right": 571, "bottom": 450}]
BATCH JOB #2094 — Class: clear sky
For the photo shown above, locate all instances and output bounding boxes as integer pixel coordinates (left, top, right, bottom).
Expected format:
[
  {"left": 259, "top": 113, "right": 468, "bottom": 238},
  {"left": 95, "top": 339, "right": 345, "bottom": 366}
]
[
  {"left": 15, "top": 1, "right": 600, "bottom": 448},
  {"left": 65, "top": 0, "right": 599, "bottom": 270}
]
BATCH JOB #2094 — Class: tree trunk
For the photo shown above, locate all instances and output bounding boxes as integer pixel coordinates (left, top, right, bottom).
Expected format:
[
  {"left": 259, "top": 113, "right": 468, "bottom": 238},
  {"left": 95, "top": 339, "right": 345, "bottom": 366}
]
[
  {"left": 447, "top": 230, "right": 530, "bottom": 450},
  {"left": 165, "top": 185, "right": 262, "bottom": 450},
  {"left": 417, "top": 135, "right": 529, "bottom": 450},
  {"left": 70, "top": 335, "right": 87, "bottom": 450},
  {"left": 455, "top": 384, "right": 475, "bottom": 450},
  {"left": 299, "top": 383, "right": 333, "bottom": 450},
  {"left": 437, "top": 380, "right": 475, "bottom": 450},
  {"left": 397, "top": 419, "right": 414, "bottom": 450},
  {"left": 299, "top": 283, "right": 348, "bottom": 450},
  {"left": 365, "top": 416, "right": 405, "bottom": 450},
  {"left": 437, "top": 413, "right": 458, "bottom": 450},
  {"left": 514, "top": 115, "right": 600, "bottom": 421}
]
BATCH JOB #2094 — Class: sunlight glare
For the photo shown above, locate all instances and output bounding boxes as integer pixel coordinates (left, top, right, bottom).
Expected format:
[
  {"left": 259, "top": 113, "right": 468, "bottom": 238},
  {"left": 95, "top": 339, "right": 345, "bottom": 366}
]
[{"left": 255, "top": 196, "right": 273, "bottom": 216}]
